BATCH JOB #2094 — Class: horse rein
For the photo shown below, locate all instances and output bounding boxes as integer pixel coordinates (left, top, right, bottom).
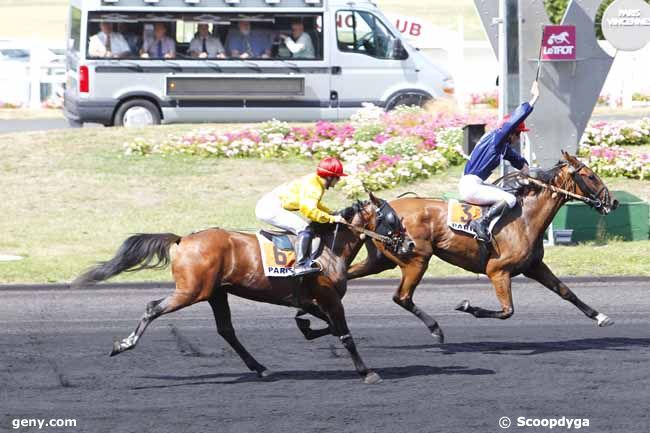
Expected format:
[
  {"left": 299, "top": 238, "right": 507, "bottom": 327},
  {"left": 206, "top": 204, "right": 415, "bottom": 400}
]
[
  {"left": 343, "top": 222, "right": 392, "bottom": 243},
  {"left": 520, "top": 163, "right": 606, "bottom": 209},
  {"left": 344, "top": 199, "right": 407, "bottom": 251}
]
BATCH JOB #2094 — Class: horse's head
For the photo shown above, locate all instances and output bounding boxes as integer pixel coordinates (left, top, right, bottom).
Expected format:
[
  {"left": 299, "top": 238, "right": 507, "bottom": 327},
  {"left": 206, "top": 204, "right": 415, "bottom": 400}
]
[
  {"left": 341, "top": 192, "right": 414, "bottom": 256},
  {"left": 558, "top": 151, "right": 618, "bottom": 214}
]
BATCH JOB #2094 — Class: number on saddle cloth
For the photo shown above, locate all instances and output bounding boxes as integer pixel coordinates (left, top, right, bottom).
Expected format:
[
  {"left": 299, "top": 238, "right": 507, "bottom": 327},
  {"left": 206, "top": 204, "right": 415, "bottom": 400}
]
[
  {"left": 256, "top": 230, "right": 324, "bottom": 277},
  {"left": 446, "top": 199, "right": 503, "bottom": 237}
]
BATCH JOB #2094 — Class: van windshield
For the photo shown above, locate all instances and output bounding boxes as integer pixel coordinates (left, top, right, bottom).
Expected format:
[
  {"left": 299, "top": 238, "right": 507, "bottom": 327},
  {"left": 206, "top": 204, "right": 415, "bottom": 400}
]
[
  {"left": 69, "top": 6, "right": 82, "bottom": 52},
  {"left": 86, "top": 12, "right": 323, "bottom": 61}
]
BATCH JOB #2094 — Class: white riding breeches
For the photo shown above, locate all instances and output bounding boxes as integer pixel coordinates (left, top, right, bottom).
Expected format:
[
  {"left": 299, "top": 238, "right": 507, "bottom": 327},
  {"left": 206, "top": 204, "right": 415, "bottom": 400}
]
[
  {"left": 458, "top": 174, "right": 517, "bottom": 208},
  {"left": 255, "top": 191, "right": 309, "bottom": 234}
]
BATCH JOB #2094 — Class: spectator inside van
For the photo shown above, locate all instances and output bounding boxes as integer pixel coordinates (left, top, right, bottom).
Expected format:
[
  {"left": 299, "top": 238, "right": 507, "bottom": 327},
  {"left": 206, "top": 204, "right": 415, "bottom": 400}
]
[
  {"left": 226, "top": 21, "right": 272, "bottom": 59},
  {"left": 117, "top": 22, "right": 142, "bottom": 56},
  {"left": 277, "top": 19, "right": 315, "bottom": 59},
  {"left": 140, "top": 23, "right": 176, "bottom": 59},
  {"left": 188, "top": 23, "right": 226, "bottom": 59},
  {"left": 88, "top": 22, "right": 131, "bottom": 58}
]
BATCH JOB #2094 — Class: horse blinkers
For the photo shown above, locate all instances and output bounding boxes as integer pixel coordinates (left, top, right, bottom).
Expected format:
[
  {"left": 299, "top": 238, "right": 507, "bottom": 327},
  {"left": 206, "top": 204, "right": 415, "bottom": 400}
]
[{"left": 374, "top": 200, "right": 414, "bottom": 256}]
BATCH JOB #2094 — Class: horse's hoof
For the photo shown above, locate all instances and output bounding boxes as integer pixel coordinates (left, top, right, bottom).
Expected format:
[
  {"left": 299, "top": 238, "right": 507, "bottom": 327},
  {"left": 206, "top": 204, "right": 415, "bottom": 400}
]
[
  {"left": 295, "top": 317, "right": 311, "bottom": 331},
  {"left": 109, "top": 341, "right": 123, "bottom": 357},
  {"left": 362, "top": 371, "right": 383, "bottom": 385},
  {"left": 257, "top": 368, "right": 273, "bottom": 378},
  {"left": 431, "top": 330, "right": 445, "bottom": 344},
  {"left": 596, "top": 313, "right": 614, "bottom": 327},
  {"left": 455, "top": 300, "right": 470, "bottom": 312}
]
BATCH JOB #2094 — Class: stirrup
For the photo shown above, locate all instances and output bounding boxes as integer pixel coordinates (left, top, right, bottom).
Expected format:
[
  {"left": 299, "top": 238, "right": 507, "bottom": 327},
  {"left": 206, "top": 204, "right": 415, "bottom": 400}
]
[
  {"left": 470, "top": 221, "right": 490, "bottom": 242},
  {"left": 292, "top": 262, "right": 321, "bottom": 276}
]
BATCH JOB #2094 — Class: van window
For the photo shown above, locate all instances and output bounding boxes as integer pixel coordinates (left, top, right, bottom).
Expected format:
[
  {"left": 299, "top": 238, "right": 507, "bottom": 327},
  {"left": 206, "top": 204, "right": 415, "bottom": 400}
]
[
  {"left": 336, "top": 10, "right": 406, "bottom": 60},
  {"left": 85, "top": 12, "right": 323, "bottom": 61},
  {"left": 69, "top": 7, "right": 82, "bottom": 52}
]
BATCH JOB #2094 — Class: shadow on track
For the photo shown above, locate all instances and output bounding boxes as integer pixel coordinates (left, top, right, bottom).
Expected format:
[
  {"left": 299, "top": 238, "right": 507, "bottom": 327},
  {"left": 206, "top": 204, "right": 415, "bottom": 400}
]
[
  {"left": 374, "top": 337, "right": 650, "bottom": 356},
  {"left": 132, "top": 365, "right": 495, "bottom": 389}
]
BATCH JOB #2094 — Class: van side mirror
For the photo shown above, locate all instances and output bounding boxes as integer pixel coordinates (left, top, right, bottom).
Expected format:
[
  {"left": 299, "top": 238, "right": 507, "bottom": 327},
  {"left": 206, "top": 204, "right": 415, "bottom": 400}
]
[{"left": 392, "top": 39, "right": 407, "bottom": 60}]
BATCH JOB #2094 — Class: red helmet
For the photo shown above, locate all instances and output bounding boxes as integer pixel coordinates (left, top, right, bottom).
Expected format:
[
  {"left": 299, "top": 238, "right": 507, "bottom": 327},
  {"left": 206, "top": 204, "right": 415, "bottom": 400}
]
[
  {"left": 317, "top": 157, "right": 348, "bottom": 178},
  {"left": 499, "top": 114, "right": 530, "bottom": 133}
]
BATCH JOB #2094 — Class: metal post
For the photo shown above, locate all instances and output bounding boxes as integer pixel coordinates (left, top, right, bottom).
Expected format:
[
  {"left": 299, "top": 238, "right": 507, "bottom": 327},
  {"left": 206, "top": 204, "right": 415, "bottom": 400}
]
[
  {"left": 498, "top": 0, "right": 508, "bottom": 176},
  {"left": 497, "top": 0, "right": 520, "bottom": 176},
  {"left": 498, "top": 0, "right": 508, "bottom": 121}
]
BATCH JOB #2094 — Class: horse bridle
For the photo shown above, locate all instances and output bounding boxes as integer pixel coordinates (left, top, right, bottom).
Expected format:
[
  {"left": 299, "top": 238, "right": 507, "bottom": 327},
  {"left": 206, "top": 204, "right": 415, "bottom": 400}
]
[
  {"left": 523, "top": 162, "right": 608, "bottom": 210},
  {"left": 348, "top": 199, "right": 409, "bottom": 255},
  {"left": 567, "top": 162, "right": 610, "bottom": 210}
]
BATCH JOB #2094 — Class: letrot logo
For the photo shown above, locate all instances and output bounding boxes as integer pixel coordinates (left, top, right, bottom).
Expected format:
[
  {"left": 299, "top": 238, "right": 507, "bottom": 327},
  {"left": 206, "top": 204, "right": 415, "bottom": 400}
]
[
  {"left": 542, "top": 25, "right": 576, "bottom": 60},
  {"left": 547, "top": 31, "right": 571, "bottom": 45}
]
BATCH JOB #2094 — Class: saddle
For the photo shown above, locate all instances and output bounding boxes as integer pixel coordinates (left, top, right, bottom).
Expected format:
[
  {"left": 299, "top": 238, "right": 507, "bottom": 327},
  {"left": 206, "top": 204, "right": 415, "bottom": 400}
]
[
  {"left": 448, "top": 171, "right": 542, "bottom": 237},
  {"left": 257, "top": 229, "right": 324, "bottom": 278}
]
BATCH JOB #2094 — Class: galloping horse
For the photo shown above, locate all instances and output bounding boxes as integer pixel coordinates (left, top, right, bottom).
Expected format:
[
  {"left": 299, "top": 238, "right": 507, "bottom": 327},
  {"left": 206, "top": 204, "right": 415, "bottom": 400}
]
[
  {"left": 74, "top": 196, "right": 408, "bottom": 384},
  {"left": 347, "top": 152, "right": 619, "bottom": 343}
]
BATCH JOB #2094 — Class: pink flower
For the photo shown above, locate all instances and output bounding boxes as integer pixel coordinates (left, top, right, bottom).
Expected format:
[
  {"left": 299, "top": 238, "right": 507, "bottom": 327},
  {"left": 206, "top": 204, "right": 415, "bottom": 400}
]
[
  {"left": 315, "top": 121, "right": 338, "bottom": 139},
  {"left": 374, "top": 133, "right": 390, "bottom": 144}
]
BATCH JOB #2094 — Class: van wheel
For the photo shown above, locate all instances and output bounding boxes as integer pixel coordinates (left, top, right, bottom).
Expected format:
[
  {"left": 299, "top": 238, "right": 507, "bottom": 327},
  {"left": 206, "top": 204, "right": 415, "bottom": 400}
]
[
  {"left": 386, "top": 93, "right": 432, "bottom": 111},
  {"left": 114, "top": 99, "right": 161, "bottom": 127}
]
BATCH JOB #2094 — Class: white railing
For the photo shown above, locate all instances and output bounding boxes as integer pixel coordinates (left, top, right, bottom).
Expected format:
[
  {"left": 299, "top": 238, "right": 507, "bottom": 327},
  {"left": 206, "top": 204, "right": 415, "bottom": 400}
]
[{"left": 0, "top": 41, "right": 65, "bottom": 109}]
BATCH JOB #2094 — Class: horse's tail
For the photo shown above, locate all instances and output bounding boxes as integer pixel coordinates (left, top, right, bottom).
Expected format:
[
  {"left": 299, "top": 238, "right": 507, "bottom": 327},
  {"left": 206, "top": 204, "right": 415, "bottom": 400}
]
[{"left": 72, "top": 233, "right": 181, "bottom": 288}]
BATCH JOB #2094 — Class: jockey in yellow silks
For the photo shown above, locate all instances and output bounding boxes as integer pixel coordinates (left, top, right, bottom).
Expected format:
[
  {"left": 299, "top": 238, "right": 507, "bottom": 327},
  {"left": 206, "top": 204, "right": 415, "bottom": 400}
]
[{"left": 256, "top": 157, "right": 347, "bottom": 276}]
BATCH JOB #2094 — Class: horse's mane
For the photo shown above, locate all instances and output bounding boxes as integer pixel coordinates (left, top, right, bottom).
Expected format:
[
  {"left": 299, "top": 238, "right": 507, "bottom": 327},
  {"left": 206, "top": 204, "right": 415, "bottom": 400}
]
[{"left": 493, "top": 161, "right": 568, "bottom": 195}]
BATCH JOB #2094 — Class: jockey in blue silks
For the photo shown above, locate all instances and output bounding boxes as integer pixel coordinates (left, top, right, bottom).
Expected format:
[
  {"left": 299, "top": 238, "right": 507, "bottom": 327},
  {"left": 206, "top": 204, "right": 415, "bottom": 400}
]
[{"left": 459, "top": 81, "right": 540, "bottom": 242}]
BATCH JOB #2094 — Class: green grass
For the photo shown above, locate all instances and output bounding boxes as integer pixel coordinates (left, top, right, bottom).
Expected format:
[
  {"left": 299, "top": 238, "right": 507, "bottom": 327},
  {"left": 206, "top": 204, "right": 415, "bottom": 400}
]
[
  {"left": 0, "top": 108, "right": 64, "bottom": 120},
  {"left": 0, "top": 125, "right": 649, "bottom": 284}
]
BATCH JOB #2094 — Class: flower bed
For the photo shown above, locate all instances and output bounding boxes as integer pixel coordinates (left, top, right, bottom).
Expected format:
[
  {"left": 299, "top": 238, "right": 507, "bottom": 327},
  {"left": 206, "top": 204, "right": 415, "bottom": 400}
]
[
  {"left": 124, "top": 104, "right": 494, "bottom": 197},
  {"left": 0, "top": 101, "right": 23, "bottom": 109},
  {"left": 468, "top": 90, "right": 499, "bottom": 109},
  {"left": 579, "top": 117, "right": 650, "bottom": 180},
  {"left": 579, "top": 145, "right": 650, "bottom": 180},
  {"left": 581, "top": 118, "right": 650, "bottom": 147},
  {"left": 124, "top": 105, "right": 650, "bottom": 197}
]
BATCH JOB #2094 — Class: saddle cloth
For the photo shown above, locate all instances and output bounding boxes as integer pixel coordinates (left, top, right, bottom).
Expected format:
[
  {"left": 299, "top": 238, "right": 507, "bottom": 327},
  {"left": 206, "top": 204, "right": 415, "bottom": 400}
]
[
  {"left": 446, "top": 199, "right": 503, "bottom": 237},
  {"left": 256, "top": 230, "right": 322, "bottom": 278}
]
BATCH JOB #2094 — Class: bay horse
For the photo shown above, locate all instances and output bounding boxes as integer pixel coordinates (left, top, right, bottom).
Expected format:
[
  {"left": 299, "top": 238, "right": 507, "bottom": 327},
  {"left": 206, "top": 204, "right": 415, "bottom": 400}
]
[
  {"left": 73, "top": 197, "right": 408, "bottom": 384},
  {"left": 347, "top": 151, "right": 619, "bottom": 343}
]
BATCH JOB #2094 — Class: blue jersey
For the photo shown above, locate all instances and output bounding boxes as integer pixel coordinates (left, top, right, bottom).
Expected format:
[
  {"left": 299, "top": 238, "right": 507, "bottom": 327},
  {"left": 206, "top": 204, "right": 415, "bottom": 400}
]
[{"left": 464, "top": 102, "right": 532, "bottom": 180}]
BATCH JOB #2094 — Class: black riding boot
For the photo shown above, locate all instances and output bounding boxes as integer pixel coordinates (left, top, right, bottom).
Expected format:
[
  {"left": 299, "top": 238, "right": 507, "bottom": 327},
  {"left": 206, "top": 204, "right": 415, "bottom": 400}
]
[
  {"left": 294, "top": 230, "right": 319, "bottom": 276},
  {"left": 469, "top": 200, "right": 509, "bottom": 242}
]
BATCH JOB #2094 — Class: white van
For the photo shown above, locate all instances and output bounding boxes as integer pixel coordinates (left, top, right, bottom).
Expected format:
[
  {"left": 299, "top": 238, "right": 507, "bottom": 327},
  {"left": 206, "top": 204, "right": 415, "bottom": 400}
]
[{"left": 64, "top": 0, "right": 454, "bottom": 126}]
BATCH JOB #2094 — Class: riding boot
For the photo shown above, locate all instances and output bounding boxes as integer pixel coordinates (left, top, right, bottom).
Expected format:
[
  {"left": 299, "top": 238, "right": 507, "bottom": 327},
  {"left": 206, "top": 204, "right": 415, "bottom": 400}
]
[
  {"left": 293, "top": 230, "right": 319, "bottom": 276},
  {"left": 469, "top": 200, "right": 509, "bottom": 242}
]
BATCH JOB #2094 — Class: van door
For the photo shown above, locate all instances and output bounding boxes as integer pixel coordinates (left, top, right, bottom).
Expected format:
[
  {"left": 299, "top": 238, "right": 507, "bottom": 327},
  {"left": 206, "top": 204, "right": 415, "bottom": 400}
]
[{"left": 331, "top": 9, "right": 416, "bottom": 119}]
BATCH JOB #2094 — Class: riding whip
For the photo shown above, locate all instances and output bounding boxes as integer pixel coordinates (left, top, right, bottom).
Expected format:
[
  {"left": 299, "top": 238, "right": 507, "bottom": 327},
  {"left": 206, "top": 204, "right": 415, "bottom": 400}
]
[
  {"left": 331, "top": 222, "right": 340, "bottom": 253},
  {"left": 535, "top": 24, "right": 545, "bottom": 82}
]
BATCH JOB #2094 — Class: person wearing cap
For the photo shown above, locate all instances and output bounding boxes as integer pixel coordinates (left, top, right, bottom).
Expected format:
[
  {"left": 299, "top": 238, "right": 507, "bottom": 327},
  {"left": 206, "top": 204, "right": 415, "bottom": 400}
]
[
  {"left": 255, "top": 157, "right": 348, "bottom": 276},
  {"left": 458, "top": 80, "right": 540, "bottom": 242}
]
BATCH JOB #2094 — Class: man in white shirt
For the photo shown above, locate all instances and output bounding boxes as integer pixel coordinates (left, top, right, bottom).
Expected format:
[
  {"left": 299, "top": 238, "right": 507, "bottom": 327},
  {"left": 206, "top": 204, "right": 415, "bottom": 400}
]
[
  {"left": 88, "top": 22, "right": 131, "bottom": 58},
  {"left": 188, "top": 23, "right": 226, "bottom": 59},
  {"left": 278, "top": 19, "right": 315, "bottom": 59}
]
